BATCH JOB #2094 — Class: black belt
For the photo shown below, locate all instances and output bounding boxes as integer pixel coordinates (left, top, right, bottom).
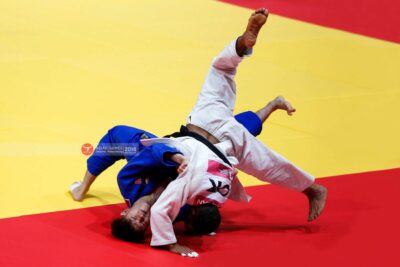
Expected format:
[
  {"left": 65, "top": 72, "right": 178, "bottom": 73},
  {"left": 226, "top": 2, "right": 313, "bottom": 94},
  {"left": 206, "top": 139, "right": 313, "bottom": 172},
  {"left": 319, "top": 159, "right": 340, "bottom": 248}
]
[{"left": 164, "top": 125, "right": 232, "bottom": 167}]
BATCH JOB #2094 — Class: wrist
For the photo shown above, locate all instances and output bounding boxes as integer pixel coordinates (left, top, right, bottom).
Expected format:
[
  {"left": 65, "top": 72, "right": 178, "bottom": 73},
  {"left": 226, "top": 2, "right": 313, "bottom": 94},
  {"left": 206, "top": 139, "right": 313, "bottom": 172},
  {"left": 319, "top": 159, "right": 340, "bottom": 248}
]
[{"left": 167, "top": 243, "right": 176, "bottom": 249}]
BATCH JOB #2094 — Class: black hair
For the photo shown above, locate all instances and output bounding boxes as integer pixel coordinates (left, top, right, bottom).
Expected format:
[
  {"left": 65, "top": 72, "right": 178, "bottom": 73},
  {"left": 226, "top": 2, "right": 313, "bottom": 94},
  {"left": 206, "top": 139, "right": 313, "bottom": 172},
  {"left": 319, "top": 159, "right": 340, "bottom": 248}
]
[
  {"left": 111, "top": 218, "right": 145, "bottom": 243},
  {"left": 190, "top": 204, "right": 221, "bottom": 235}
]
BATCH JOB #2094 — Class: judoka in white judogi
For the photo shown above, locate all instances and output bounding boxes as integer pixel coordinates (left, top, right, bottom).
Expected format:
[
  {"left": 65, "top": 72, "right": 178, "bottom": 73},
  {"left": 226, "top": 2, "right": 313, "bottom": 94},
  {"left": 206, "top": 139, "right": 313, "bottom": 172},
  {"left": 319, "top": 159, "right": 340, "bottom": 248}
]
[{"left": 145, "top": 39, "right": 315, "bottom": 247}]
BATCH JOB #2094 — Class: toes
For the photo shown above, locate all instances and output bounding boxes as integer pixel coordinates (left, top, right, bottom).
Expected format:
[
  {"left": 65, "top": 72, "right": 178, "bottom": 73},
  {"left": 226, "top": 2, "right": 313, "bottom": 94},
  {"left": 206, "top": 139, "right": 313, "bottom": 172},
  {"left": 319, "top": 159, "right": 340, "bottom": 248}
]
[
  {"left": 255, "top": 8, "right": 265, "bottom": 14},
  {"left": 254, "top": 8, "right": 269, "bottom": 16},
  {"left": 308, "top": 203, "right": 319, "bottom": 222},
  {"left": 308, "top": 212, "right": 317, "bottom": 222},
  {"left": 308, "top": 210, "right": 314, "bottom": 222},
  {"left": 309, "top": 203, "right": 324, "bottom": 222}
]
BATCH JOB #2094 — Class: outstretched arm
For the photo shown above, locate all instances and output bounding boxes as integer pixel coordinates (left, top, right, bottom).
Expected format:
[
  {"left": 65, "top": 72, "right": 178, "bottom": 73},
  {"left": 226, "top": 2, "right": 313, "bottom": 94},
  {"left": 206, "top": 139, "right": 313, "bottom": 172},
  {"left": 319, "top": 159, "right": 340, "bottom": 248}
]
[
  {"left": 70, "top": 170, "right": 97, "bottom": 201},
  {"left": 143, "top": 178, "right": 170, "bottom": 206},
  {"left": 150, "top": 179, "right": 198, "bottom": 258}
]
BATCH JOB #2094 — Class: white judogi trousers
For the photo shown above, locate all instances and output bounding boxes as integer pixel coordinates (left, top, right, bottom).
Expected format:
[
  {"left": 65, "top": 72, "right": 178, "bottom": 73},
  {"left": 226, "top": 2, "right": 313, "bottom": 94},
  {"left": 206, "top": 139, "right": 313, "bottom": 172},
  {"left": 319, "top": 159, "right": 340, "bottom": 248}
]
[{"left": 188, "top": 40, "right": 314, "bottom": 192}]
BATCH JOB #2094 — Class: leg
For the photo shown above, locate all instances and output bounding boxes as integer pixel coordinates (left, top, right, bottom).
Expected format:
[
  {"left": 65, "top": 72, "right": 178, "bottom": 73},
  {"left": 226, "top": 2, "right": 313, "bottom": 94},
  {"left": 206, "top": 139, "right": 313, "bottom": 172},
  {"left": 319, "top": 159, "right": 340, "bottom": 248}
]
[
  {"left": 233, "top": 125, "right": 315, "bottom": 191},
  {"left": 303, "top": 184, "right": 327, "bottom": 221},
  {"left": 256, "top": 96, "right": 296, "bottom": 123},
  {"left": 232, "top": 123, "right": 326, "bottom": 221},
  {"left": 236, "top": 8, "right": 269, "bottom": 56},
  {"left": 234, "top": 96, "right": 296, "bottom": 137},
  {"left": 187, "top": 9, "right": 269, "bottom": 137}
]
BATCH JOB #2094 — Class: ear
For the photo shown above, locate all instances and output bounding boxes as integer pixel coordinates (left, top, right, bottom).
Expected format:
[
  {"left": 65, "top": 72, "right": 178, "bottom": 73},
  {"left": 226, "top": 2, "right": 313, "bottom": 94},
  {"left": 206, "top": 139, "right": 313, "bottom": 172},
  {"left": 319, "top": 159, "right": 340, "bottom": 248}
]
[{"left": 120, "top": 209, "right": 128, "bottom": 216}]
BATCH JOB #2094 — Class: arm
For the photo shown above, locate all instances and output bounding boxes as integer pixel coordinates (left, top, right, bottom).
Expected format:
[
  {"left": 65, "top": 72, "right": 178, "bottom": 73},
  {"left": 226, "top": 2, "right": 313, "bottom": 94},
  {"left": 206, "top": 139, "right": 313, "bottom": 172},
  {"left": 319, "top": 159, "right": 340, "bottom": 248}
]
[
  {"left": 150, "top": 179, "right": 198, "bottom": 257},
  {"left": 146, "top": 177, "right": 171, "bottom": 206},
  {"left": 70, "top": 170, "right": 97, "bottom": 201}
]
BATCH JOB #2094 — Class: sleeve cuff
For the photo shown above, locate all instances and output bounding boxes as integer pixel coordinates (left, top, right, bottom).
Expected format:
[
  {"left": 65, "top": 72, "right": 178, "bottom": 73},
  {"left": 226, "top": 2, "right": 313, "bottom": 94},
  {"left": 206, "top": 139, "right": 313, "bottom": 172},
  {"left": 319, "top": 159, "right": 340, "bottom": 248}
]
[
  {"left": 150, "top": 237, "right": 177, "bottom": 247},
  {"left": 151, "top": 144, "right": 182, "bottom": 167}
]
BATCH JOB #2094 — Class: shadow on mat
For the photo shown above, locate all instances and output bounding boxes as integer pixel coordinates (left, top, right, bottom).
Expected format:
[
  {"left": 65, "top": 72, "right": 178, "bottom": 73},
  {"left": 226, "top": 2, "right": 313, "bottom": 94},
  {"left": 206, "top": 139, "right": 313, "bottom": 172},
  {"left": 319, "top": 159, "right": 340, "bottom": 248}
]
[
  {"left": 220, "top": 222, "right": 319, "bottom": 234},
  {"left": 83, "top": 203, "right": 126, "bottom": 237},
  {"left": 220, "top": 208, "right": 319, "bottom": 234}
]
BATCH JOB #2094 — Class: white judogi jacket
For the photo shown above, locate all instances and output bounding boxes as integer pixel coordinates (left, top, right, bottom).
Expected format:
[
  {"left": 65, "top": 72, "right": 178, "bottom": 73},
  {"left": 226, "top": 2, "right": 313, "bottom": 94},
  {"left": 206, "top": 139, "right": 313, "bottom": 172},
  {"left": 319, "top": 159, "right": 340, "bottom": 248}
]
[{"left": 142, "top": 137, "right": 250, "bottom": 246}]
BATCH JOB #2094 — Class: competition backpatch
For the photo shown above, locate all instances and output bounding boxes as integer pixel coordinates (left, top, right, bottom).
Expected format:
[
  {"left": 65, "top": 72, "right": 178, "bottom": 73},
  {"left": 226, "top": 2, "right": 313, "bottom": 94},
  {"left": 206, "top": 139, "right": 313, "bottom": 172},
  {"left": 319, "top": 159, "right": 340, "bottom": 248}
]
[{"left": 193, "top": 159, "right": 234, "bottom": 206}]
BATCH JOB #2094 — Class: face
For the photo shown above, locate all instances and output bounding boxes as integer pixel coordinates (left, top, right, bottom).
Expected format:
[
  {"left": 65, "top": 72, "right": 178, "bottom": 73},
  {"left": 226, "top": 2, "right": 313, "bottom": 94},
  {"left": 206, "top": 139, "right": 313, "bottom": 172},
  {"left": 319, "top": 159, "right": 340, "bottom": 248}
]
[{"left": 120, "top": 199, "right": 151, "bottom": 232}]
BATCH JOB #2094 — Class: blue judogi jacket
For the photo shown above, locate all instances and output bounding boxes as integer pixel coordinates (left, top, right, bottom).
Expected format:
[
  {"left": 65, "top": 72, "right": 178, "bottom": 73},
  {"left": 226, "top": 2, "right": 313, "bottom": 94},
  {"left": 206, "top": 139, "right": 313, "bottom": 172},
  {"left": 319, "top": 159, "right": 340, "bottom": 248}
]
[{"left": 87, "top": 111, "right": 262, "bottom": 221}]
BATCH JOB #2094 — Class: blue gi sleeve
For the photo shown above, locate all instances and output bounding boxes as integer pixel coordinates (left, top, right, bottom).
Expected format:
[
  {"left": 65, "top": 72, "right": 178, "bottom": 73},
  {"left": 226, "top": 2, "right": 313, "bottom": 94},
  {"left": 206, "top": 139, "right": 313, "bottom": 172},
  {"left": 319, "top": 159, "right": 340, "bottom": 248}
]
[{"left": 151, "top": 144, "right": 183, "bottom": 168}]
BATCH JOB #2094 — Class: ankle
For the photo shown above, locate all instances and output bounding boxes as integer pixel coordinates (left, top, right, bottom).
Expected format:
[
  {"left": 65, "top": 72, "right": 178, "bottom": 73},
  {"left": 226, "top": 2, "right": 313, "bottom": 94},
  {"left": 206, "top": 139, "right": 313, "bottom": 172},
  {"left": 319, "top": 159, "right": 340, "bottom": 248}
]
[
  {"left": 302, "top": 185, "right": 315, "bottom": 197},
  {"left": 235, "top": 36, "right": 247, "bottom": 57}
]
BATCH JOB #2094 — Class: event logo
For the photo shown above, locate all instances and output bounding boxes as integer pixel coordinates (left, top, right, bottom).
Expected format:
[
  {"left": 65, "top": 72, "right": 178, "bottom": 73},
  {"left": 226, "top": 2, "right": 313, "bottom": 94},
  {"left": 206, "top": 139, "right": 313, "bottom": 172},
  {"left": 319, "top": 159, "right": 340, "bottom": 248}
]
[{"left": 81, "top": 143, "right": 94, "bottom": 156}]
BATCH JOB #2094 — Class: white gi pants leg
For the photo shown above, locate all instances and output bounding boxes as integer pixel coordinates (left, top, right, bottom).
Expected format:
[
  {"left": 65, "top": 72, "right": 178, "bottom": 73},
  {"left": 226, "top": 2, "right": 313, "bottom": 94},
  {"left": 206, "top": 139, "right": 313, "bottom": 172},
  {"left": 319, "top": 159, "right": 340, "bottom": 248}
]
[{"left": 188, "top": 40, "right": 314, "bottom": 192}]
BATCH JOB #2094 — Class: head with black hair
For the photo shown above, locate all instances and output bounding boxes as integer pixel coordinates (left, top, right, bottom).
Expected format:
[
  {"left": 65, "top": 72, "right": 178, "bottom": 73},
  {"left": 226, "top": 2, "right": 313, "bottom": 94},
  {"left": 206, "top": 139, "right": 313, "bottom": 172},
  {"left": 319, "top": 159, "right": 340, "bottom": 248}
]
[
  {"left": 186, "top": 203, "right": 221, "bottom": 235},
  {"left": 111, "top": 196, "right": 151, "bottom": 243},
  {"left": 111, "top": 217, "right": 145, "bottom": 243}
]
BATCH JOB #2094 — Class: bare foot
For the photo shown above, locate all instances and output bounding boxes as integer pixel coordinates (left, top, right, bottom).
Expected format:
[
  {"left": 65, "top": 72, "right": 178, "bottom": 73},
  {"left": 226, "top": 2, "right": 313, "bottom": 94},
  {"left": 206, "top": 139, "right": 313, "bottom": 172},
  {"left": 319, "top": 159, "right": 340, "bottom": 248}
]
[
  {"left": 70, "top": 181, "right": 85, "bottom": 201},
  {"left": 303, "top": 184, "right": 327, "bottom": 222},
  {"left": 236, "top": 8, "right": 269, "bottom": 56},
  {"left": 255, "top": 95, "right": 296, "bottom": 122},
  {"left": 168, "top": 243, "right": 199, "bottom": 258},
  {"left": 272, "top": 96, "right": 296, "bottom": 116}
]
